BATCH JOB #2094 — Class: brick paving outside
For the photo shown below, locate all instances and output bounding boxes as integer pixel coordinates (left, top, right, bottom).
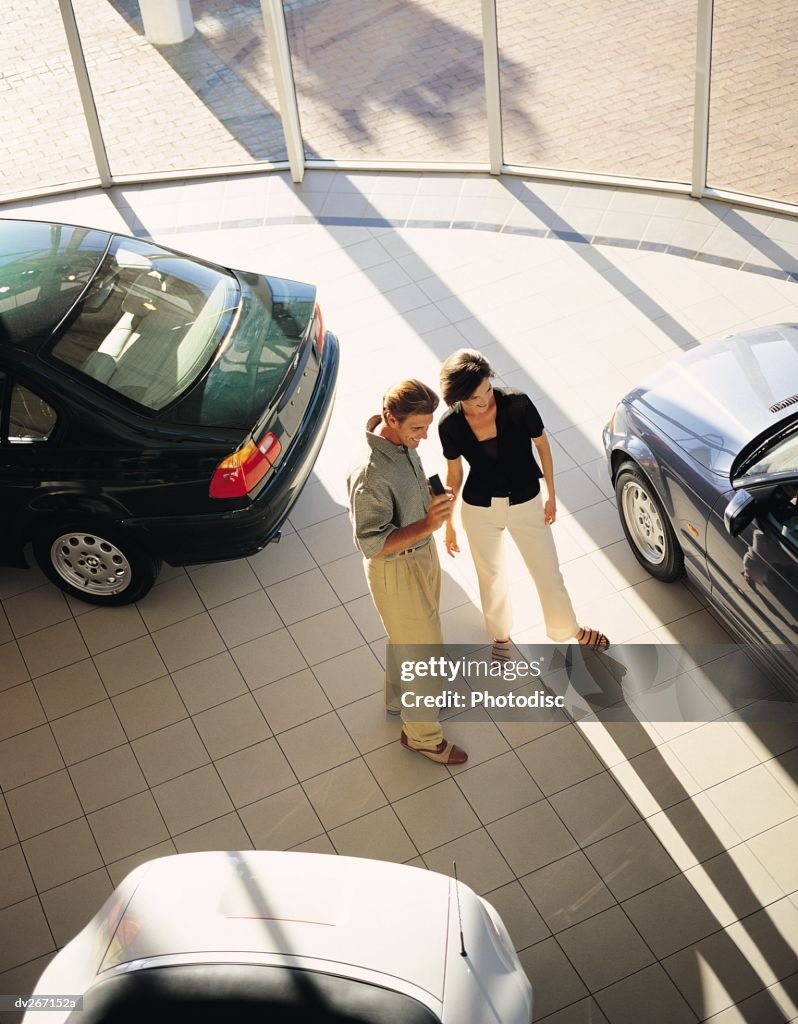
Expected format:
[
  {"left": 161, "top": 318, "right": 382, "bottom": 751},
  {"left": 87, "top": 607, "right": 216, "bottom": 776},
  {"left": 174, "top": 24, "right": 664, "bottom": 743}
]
[{"left": 1, "top": 0, "right": 797, "bottom": 202}]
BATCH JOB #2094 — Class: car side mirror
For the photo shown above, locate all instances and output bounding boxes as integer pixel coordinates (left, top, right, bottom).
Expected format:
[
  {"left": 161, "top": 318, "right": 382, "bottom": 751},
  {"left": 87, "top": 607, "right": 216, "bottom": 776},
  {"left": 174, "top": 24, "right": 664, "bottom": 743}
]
[{"left": 724, "top": 489, "right": 757, "bottom": 537}]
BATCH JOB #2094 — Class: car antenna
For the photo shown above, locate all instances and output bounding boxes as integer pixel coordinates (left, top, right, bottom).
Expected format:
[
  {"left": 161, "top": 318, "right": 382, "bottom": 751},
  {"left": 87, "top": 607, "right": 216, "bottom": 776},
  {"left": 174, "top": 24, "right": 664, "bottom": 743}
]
[{"left": 452, "top": 861, "right": 467, "bottom": 958}]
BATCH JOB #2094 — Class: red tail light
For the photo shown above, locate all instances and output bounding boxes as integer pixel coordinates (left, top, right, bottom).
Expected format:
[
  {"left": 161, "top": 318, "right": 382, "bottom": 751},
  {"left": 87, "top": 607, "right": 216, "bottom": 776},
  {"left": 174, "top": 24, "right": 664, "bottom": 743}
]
[
  {"left": 312, "top": 303, "right": 325, "bottom": 354},
  {"left": 209, "top": 432, "right": 282, "bottom": 499}
]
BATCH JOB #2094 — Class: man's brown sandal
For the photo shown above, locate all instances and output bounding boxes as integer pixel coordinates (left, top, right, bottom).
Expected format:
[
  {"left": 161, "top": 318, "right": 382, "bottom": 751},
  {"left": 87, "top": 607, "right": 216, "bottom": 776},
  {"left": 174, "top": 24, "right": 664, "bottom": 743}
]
[
  {"left": 400, "top": 732, "right": 468, "bottom": 765},
  {"left": 576, "top": 626, "right": 610, "bottom": 651}
]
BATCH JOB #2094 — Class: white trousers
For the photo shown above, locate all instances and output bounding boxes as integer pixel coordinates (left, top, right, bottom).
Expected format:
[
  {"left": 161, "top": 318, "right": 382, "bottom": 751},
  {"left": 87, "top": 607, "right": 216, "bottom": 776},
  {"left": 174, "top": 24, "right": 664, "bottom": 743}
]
[{"left": 461, "top": 494, "right": 578, "bottom": 642}]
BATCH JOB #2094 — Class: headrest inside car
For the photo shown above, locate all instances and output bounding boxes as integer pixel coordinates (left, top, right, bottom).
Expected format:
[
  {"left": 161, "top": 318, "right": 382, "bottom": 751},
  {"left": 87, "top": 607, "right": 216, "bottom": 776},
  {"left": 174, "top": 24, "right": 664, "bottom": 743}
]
[{"left": 121, "top": 292, "right": 156, "bottom": 319}]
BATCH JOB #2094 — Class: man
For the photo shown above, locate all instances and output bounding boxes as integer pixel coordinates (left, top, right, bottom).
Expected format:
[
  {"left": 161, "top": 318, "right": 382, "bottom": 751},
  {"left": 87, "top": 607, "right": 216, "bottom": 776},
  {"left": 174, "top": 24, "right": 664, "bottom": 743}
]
[{"left": 348, "top": 379, "right": 468, "bottom": 765}]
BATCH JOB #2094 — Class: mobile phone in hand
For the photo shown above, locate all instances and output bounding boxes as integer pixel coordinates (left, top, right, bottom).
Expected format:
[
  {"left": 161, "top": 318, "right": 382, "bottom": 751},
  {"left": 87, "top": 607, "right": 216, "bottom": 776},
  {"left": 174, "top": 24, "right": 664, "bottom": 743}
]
[{"left": 428, "top": 474, "right": 446, "bottom": 495}]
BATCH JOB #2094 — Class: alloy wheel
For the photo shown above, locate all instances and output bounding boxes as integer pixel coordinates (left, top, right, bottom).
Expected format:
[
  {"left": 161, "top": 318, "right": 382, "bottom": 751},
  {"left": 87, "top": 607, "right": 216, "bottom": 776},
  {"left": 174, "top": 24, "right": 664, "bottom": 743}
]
[{"left": 50, "top": 532, "right": 132, "bottom": 596}]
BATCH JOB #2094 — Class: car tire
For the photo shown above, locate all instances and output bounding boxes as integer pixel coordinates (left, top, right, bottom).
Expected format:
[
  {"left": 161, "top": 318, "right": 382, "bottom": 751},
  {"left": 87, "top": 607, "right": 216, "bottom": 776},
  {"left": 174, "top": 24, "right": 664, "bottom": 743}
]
[
  {"left": 615, "top": 463, "right": 684, "bottom": 582},
  {"left": 33, "top": 523, "right": 161, "bottom": 606}
]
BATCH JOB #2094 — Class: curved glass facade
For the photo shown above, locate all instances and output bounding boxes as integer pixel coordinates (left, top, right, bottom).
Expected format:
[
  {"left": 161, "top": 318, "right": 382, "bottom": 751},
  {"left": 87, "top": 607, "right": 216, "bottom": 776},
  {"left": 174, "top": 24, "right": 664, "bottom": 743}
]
[
  {"left": 285, "top": 0, "right": 487, "bottom": 163},
  {"left": 498, "top": 0, "right": 696, "bottom": 183},
  {"left": 707, "top": 0, "right": 798, "bottom": 205},
  {"left": 0, "top": 0, "right": 796, "bottom": 211},
  {"left": 2, "top": 1, "right": 96, "bottom": 194},
  {"left": 72, "top": 0, "right": 287, "bottom": 177}
]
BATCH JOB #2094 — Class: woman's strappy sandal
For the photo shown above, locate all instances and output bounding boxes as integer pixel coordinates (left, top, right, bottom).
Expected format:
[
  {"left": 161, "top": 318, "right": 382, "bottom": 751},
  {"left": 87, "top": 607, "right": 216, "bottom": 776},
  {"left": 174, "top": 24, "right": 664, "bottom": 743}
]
[
  {"left": 576, "top": 626, "right": 610, "bottom": 652},
  {"left": 492, "top": 639, "right": 511, "bottom": 664}
]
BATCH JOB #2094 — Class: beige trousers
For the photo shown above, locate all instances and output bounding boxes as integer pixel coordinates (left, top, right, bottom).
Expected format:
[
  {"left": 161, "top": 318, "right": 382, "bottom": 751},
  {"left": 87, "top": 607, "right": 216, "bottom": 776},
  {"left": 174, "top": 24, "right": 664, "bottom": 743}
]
[
  {"left": 365, "top": 539, "right": 444, "bottom": 748},
  {"left": 461, "top": 494, "right": 579, "bottom": 642}
]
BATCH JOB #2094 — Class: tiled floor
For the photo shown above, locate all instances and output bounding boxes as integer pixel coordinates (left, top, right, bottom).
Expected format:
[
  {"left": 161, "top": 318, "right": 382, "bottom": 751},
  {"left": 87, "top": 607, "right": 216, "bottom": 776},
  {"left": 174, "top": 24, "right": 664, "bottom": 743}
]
[{"left": 1, "top": 171, "right": 798, "bottom": 1023}]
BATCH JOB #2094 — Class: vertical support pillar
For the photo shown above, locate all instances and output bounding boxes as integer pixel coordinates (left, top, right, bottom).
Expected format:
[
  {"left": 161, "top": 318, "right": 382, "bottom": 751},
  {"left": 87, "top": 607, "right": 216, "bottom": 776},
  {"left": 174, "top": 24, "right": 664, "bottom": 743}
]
[
  {"left": 58, "top": 0, "right": 112, "bottom": 188},
  {"left": 260, "top": 0, "right": 305, "bottom": 183},
  {"left": 692, "top": 0, "right": 714, "bottom": 198},
  {"left": 481, "top": 0, "right": 503, "bottom": 175},
  {"left": 138, "top": 0, "right": 194, "bottom": 45}
]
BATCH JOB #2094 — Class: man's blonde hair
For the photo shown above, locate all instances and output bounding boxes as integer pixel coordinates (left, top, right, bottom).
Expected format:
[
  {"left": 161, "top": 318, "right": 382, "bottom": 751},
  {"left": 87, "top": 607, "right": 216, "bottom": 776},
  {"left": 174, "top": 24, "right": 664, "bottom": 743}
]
[{"left": 382, "top": 379, "right": 439, "bottom": 421}]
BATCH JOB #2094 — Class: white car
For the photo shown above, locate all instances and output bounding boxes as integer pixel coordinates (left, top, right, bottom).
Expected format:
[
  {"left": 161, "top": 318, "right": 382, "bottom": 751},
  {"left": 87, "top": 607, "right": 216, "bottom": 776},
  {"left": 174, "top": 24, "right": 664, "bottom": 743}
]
[{"left": 24, "top": 851, "right": 533, "bottom": 1023}]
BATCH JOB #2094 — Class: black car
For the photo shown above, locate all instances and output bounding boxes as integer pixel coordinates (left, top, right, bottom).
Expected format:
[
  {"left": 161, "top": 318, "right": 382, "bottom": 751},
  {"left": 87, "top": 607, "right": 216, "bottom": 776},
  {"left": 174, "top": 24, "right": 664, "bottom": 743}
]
[
  {"left": 603, "top": 324, "right": 798, "bottom": 696},
  {"left": 0, "top": 219, "right": 338, "bottom": 604}
]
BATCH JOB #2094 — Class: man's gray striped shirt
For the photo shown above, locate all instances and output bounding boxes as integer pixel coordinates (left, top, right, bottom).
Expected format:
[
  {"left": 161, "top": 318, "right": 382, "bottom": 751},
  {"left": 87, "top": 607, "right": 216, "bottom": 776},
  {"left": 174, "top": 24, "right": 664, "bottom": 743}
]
[{"left": 347, "top": 415, "right": 431, "bottom": 559}]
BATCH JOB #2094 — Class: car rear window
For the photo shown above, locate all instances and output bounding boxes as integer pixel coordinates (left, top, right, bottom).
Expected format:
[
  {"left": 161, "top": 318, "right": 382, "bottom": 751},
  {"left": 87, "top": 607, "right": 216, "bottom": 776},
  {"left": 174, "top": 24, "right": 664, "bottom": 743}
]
[
  {"left": 73, "top": 966, "right": 442, "bottom": 1024},
  {"left": 172, "top": 274, "right": 316, "bottom": 429},
  {"left": 50, "top": 236, "right": 239, "bottom": 411},
  {"left": 0, "top": 220, "right": 109, "bottom": 348}
]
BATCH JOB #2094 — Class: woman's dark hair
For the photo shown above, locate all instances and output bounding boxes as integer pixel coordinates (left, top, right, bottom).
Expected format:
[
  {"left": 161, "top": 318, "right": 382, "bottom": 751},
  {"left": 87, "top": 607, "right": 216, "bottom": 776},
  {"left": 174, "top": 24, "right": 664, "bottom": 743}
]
[
  {"left": 382, "top": 379, "right": 439, "bottom": 422},
  {"left": 439, "top": 349, "right": 495, "bottom": 406}
]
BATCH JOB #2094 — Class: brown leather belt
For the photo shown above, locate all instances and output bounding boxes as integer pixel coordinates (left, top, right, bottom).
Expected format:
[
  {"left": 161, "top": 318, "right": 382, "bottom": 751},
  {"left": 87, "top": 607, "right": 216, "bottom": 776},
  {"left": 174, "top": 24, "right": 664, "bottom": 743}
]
[{"left": 392, "top": 536, "right": 432, "bottom": 558}]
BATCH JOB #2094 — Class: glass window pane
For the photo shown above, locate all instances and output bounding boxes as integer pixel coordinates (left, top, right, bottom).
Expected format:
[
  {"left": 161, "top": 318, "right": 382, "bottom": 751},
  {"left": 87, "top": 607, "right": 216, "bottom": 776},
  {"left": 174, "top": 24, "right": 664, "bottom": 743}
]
[
  {"left": 498, "top": 1, "right": 695, "bottom": 182},
  {"left": 10, "top": 385, "right": 58, "bottom": 443},
  {"left": 707, "top": 2, "right": 798, "bottom": 204},
  {"left": 284, "top": 0, "right": 487, "bottom": 163},
  {"left": 51, "top": 236, "right": 239, "bottom": 411},
  {"left": 71, "top": 0, "right": 287, "bottom": 176},
  {"left": 178, "top": 275, "right": 312, "bottom": 429},
  {"left": 766, "top": 487, "right": 798, "bottom": 551},
  {"left": 745, "top": 431, "right": 798, "bottom": 479},
  {"left": 0, "top": 1, "right": 97, "bottom": 198},
  {"left": 0, "top": 221, "right": 110, "bottom": 349}
]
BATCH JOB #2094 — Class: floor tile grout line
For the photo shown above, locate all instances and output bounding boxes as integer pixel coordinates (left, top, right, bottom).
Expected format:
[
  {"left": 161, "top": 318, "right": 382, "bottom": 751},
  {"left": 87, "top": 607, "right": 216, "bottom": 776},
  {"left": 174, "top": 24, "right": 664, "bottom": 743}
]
[
  {"left": 527, "top": 960, "right": 684, "bottom": 1023},
  {"left": 0, "top": 948, "right": 59, "bottom": 993},
  {"left": 0, "top": 716, "right": 67, "bottom": 797},
  {"left": 434, "top": 741, "right": 626, "bottom": 929},
  {"left": 564, "top": 718, "right": 798, "bottom": 995},
  {"left": 7, "top": 680, "right": 789, "bottom": 854},
  {"left": 82, "top": 786, "right": 171, "bottom": 876},
  {"left": 13, "top": 761, "right": 770, "bottom": 919},
  {"left": 295, "top": 750, "right": 390, "bottom": 836},
  {"left": 20, "top": 801, "right": 107, "bottom": 918},
  {"left": 656, "top": 924, "right": 789, "bottom": 1024},
  {"left": 295, "top": 750, "right": 423, "bottom": 864}
]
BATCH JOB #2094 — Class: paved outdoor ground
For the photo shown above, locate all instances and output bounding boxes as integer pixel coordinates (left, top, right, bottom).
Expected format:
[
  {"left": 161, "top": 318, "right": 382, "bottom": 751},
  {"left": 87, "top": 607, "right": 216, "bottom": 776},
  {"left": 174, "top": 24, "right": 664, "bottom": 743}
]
[{"left": 1, "top": 0, "right": 796, "bottom": 202}]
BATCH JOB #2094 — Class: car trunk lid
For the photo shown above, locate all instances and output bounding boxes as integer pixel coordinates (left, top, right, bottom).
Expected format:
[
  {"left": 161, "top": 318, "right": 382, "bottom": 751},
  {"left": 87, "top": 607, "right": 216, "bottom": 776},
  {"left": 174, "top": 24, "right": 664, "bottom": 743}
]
[
  {"left": 101, "top": 852, "right": 450, "bottom": 1000},
  {"left": 174, "top": 271, "right": 323, "bottom": 501}
]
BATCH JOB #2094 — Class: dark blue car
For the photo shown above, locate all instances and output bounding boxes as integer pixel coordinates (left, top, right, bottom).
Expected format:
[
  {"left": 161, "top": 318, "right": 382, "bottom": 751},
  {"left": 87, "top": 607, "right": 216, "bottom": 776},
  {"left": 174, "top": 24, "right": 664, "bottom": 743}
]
[
  {"left": 603, "top": 324, "right": 798, "bottom": 695},
  {"left": 0, "top": 219, "right": 339, "bottom": 605}
]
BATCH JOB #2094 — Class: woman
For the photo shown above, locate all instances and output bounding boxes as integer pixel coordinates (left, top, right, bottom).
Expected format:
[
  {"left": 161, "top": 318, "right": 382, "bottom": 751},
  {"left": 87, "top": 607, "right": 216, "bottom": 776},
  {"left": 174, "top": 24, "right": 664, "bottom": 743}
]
[{"left": 438, "top": 349, "right": 609, "bottom": 659}]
